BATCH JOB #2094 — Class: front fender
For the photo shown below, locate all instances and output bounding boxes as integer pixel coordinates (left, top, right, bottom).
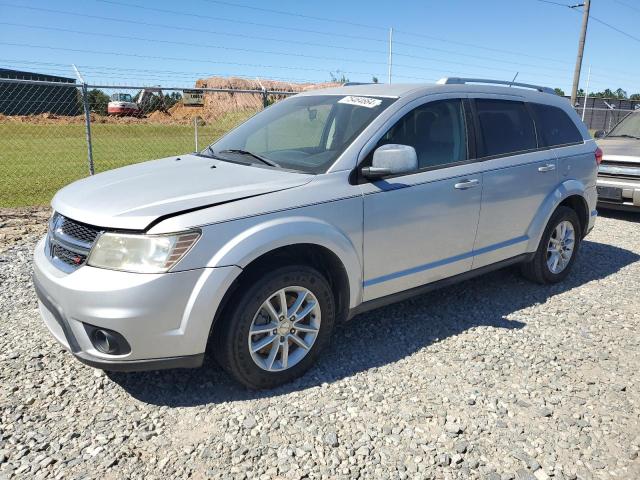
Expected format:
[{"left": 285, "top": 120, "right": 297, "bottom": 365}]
[
  {"left": 206, "top": 216, "right": 363, "bottom": 308},
  {"left": 526, "top": 179, "right": 589, "bottom": 251}
]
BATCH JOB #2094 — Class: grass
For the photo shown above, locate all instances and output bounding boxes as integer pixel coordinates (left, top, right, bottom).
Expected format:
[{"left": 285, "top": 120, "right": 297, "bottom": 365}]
[{"left": 0, "top": 111, "right": 255, "bottom": 207}]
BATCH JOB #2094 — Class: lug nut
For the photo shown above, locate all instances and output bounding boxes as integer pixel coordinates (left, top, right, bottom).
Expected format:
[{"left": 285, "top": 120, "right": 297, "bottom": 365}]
[{"left": 290, "top": 329, "right": 295, "bottom": 334}]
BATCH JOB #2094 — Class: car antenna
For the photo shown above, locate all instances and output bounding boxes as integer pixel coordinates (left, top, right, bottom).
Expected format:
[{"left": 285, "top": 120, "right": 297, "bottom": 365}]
[{"left": 508, "top": 72, "right": 519, "bottom": 88}]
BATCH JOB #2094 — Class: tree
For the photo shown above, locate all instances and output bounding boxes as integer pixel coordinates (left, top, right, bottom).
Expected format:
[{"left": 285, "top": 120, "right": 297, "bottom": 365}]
[
  {"left": 372, "top": 76, "right": 379, "bottom": 84},
  {"left": 86, "top": 89, "right": 110, "bottom": 115},
  {"left": 554, "top": 88, "right": 565, "bottom": 96},
  {"left": 630, "top": 93, "right": 640, "bottom": 101},
  {"left": 329, "top": 70, "right": 349, "bottom": 83},
  {"left": 163, "top": 92, "right": 182, "bottom": 109}
]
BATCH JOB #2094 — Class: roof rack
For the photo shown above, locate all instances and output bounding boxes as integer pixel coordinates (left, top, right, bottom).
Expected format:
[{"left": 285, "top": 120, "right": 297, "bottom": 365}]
[{"left": 436, "top": 77, "right": 556, "bottom": 95}]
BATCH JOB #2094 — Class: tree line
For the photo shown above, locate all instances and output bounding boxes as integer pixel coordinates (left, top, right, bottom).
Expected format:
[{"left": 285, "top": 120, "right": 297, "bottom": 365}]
[{"left": 554, "top": 87, "right": 640, "bottom": 100}]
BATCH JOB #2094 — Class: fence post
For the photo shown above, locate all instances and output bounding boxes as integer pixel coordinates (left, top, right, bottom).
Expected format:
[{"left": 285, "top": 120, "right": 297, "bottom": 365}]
[
  {"left": 80, "top": 83, "right": 95, "bottom": 175},
  {"left": 194, "top": 116, "right": 199, "bottom": 151},
  {"left": 262, "top": 88, "right": 268, "bottom": 109}
]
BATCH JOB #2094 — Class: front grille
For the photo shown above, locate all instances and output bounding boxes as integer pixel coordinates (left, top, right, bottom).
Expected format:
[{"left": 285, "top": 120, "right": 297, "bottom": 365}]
[
  {"left": 47, "top": 213, "right": 102, "bottom": 270},
  {"left": 60, "top": 218, "right": 101, "bottom": 244},
  {"left": 52, "top": 244, "right": 87, "bottom": 267}
]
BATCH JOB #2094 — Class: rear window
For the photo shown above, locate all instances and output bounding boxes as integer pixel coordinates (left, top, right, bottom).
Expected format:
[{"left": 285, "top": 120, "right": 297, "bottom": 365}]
[
  {"left": 531, "top": 103, "right": 583, "bottom": 147},
  {"left": 475, "top": 99, "right": 537, "bottom": 157}
]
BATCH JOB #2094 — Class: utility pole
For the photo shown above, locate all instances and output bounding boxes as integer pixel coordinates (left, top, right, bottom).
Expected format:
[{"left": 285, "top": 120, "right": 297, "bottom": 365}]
[
  {"left": 570, "top": 0, "right": 591, "bottom": 106},
  {"left": 388, "top": 27, "right": 393, "bottom": 84}
]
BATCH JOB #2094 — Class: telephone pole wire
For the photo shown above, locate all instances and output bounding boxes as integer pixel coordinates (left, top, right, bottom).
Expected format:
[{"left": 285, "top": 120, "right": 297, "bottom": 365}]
[{"left": 570, "top": 0, "right": 590, "bottom": 106}]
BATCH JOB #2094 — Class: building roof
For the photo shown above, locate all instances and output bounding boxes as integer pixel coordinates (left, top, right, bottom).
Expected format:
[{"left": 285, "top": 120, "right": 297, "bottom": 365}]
[{"left": 0, "top": 68, "right": 76, "bottom": 83}]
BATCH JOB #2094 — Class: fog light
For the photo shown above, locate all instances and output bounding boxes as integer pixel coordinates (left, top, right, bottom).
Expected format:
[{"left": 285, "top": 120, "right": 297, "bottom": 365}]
[{"left": 84, "top": 324, "right": 131, "bottom": 355}]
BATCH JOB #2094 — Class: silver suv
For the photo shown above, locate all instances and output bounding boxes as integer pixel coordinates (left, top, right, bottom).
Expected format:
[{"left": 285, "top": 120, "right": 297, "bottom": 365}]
[{"left": 33, "top": 78, "right": 599, "bottom": 388}]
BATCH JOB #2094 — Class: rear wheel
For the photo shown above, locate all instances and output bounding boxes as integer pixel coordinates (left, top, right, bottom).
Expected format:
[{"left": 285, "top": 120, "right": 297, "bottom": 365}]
[
  {"left": 214, "top": 265, "right": 335, "bottom": 389},
  {"left": 521, "top": 206, "right": 581, "bottom": 284}
]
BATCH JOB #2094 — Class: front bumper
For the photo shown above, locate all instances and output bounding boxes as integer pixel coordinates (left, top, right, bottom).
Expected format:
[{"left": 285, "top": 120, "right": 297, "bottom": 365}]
[
  {"left": 32, "top": 236, "right": 242, "bottom": 371},
  {"left": 596, "top": 176, "right": 640, "bottom": 211}
]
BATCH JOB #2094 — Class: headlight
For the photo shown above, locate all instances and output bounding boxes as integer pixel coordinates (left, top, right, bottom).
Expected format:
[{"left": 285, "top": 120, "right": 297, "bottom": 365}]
[{"left": 87, "top": 230, "right": 200, "bottom": 273}]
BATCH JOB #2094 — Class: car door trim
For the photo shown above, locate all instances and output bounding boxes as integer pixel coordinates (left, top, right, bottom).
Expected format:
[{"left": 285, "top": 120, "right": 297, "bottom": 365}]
[
  {"left": 351, "top": 251, "right": 535, "bottom": 318},
  {"left": 363, "top": 235, "right": 528, "bottom": 287}
]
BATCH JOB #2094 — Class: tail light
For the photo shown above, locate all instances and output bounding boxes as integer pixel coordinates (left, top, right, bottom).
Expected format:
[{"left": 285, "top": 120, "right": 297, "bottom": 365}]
[{"left": 595, "top": 147, "right": 603, "bottom": 165}]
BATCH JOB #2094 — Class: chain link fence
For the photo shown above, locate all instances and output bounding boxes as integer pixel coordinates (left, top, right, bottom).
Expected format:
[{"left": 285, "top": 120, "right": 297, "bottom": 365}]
[
  {"left": 3, "top": 77, "right": 639, "bottom": 208},
  {"left": 0, "top": 78, "right": 294, "bottom": 207}
]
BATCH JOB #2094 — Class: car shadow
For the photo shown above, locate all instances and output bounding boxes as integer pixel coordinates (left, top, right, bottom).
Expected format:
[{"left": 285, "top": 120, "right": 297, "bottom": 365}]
[
  {"left": 108, "top": 239, "right": 639, "bottom": 406},
  {"left": 598, "top": 208, "right": 640, "bottom": 223}
]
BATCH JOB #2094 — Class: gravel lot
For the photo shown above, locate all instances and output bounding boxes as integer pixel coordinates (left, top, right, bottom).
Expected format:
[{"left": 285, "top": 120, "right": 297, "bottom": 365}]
[{"left": 1, "top": 211, "right": 639, "bottom": 480}]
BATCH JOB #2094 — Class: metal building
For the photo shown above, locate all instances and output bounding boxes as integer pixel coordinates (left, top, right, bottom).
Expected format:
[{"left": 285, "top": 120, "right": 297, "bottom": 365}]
[{"left": 0, "top": 68, "right": 81, "bottom": 116}]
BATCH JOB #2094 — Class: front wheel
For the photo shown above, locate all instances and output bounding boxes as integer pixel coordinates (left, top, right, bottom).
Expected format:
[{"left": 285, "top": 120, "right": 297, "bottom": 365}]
[
  {"left": 214, "top": 265, "right": 335, "bottom": 389},
  {"left": 521, "top": 206, "right": 581, "bottom": 284}
]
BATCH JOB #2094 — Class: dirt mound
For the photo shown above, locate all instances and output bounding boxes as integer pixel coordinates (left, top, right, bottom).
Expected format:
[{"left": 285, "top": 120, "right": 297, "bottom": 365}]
[
  {"left": 192, "top": 77, "right": 339, "bottom": 121},
  {"left": 0, "top": 77, "right": 340, "bottom": 125}
]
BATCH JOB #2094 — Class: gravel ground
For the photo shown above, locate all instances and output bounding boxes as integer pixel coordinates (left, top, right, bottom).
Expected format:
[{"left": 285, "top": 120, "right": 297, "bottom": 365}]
[{"left": 1, "top": 211, "right": 639, "bottom": 480}]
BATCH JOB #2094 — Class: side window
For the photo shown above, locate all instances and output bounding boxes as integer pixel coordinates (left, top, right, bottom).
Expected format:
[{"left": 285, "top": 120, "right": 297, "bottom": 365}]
[
  {"left": 475, "top": 99, "right": 537, "bottom": 157},
  {"left": 531, "top": 103, "right": 583, "bottom": 147},
  {"left": 376, "top": 99, "right": 467, "bottom": 169}
]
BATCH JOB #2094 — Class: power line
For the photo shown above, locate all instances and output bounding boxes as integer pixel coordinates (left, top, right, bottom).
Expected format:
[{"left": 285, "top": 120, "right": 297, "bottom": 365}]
[
  {"left": 613, "top": 0, "right": 640, "bottom": 14},
  {"left": 534, "top": 0, "right": 640, "bottom": 44},
  {"left": 96, "top": 0, "right": 384, "bottom": 44},
  {"left": 0, "top": 59, "right": 324, "bottom": 83},
  {"left": 0, "top": 42, "right": 383, "bottom": 78},
  {"left": 2, "top": 22, "right": 574, "bottom": 81},
  {"left": 0, "top": 3, "right": 387, "bottom": 57},
  {"left": 0, "top": 22, "right": 389, "bottom": 67},
  {"left": 1, "top": 2, "right": 574, "bottom": 77},
  {"left": 196, "top": 0, "right": 570, "bottom": 65},
  {"left": 197, "top": 0, "right": 386, "bottom": 30},
  {"left": 588, "top": 14, "right": 640, "bottom": 44}
]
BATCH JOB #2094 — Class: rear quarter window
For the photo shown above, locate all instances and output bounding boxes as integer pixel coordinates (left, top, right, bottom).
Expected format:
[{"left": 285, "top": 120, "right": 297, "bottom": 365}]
[
  {"left": 475, "top": 99, "right": 537, "bottom": 157},
  {"left": 531, "top": 103, "right": 583, "bottom": 147}
]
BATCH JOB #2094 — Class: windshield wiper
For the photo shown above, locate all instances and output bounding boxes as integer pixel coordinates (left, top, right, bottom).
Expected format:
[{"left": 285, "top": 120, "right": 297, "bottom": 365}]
[
  {"left": 218, "top": 149, "right": 280, "bottom": 167},
  {"left": 196, "top": 145, "right": 226, "bottom": 160}
]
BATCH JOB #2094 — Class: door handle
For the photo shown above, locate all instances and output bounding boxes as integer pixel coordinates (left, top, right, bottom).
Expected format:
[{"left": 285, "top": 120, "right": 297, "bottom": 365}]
[
  {"left": 538, "top": 164, "right": 556, "bottom": 172},
  {"left": 453, "top": 179, "right": 480, "bottom": 190}
]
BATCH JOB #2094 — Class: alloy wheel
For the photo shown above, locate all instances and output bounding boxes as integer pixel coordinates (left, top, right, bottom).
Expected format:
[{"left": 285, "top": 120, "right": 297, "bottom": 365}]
[
  {"left": 248, "top": 286, "right": 321, "bottom": 372},
  {"left": 546, "top": 220, "right": 575, "bottom": 274}
]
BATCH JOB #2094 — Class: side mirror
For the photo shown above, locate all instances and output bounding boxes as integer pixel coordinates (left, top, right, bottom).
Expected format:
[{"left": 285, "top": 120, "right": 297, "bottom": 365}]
[
  {"left": 594, "top": 130, "right": 606, "bottom": 139},
  {"left": 361, "top": 144, "right": 418, "bottom": 179}
]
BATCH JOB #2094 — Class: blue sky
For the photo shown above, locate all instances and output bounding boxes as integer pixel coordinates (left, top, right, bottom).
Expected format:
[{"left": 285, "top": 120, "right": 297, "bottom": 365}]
[{"left": 0, "top": 0, "right": 638, "bottom": 94}]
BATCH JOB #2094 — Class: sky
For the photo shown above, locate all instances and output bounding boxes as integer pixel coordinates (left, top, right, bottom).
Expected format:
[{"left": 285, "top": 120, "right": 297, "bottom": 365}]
[{"left": 0, "top": 0, "right": 638, "bottom": 95}]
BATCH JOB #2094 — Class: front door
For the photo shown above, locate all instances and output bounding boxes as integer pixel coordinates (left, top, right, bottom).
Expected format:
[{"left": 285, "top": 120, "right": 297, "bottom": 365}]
[{"left": 361, "top": 98, "right": 482, "bottom": 301}]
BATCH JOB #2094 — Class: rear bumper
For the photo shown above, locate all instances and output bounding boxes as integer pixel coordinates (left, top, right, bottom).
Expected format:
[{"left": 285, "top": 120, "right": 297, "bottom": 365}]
[{"left": 596, "top": 176, "right": 640, "bottom": 211}]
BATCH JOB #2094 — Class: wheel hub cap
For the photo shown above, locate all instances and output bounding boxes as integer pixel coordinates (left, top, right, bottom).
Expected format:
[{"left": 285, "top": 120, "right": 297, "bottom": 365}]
[
  {"left": 248, "top": 286, "right": 321, "bottom": 372},
  {"left": 546, "top": 220, "right": 575, "bottom": 274}
]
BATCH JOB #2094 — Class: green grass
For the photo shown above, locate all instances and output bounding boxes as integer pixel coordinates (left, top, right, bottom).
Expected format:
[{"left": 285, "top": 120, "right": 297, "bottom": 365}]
[{"left": 0, "top": 111, "right": 255, "bottom": 207}]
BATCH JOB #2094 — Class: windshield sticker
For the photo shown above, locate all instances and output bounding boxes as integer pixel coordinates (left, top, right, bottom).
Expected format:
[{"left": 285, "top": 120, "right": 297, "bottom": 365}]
[{"left": 338, "top": 96, "right": 382, "bottom": 108}]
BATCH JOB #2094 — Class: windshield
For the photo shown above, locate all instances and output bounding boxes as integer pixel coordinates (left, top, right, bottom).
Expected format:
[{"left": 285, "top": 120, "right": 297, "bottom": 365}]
[
  {"left": 608, "top": 111, "right": 640, "bottom": 138},
  {"left": 205, "top": 94, "right": 396, "bottom": 173},
  {"left": 112, "top": 93, "right": 133, "bottom": 102}
]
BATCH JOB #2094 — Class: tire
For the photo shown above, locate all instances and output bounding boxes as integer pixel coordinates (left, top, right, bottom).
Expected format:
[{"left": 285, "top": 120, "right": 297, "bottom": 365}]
[
  {"left": 520, "top": 206, "right": 581, "bottom": 284},
  {"left": 214, "top": 265, "right": 335, "bottom": 389}
]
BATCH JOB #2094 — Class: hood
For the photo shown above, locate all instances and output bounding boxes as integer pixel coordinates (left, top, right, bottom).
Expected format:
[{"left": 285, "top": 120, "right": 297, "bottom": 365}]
[
  {"left": 52, "top": 154, "right": 313, "bottom": 230},
  {"left": 598, "top": 137, "right": 640, "bottom": 164}
]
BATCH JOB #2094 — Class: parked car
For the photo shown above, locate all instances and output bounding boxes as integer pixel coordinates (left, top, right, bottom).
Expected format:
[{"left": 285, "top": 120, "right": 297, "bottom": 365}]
[
  {"left": 33, "top": 78, "right": 599, "bottom": 389},
  {"left": 595, "top": 110, "right": 640, "bottom": 211}
]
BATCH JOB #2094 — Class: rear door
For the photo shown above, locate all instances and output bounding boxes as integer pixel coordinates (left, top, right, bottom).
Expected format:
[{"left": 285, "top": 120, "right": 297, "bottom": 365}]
[
  {"left": 471, "top": 97, "right": 559, "bottom": 268},
  {"left": 360, "top": 96, "right": 482, "bottom": 301}
]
